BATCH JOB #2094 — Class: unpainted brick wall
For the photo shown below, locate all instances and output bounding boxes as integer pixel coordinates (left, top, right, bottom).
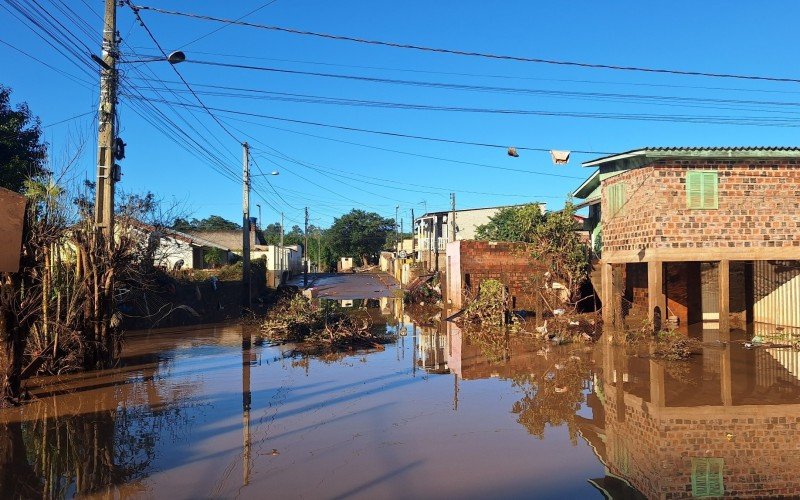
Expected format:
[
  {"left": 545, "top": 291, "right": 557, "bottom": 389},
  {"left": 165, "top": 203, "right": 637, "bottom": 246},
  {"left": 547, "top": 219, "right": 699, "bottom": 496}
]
[
  {"left": 602, "top": 160, "right": 800, "bottom": 254},
  {"left": 603, "top": 385, "right": 800, "bottom": 499},
  {"left": 450, "top": 240, "right": 546, "bottom": 310}
]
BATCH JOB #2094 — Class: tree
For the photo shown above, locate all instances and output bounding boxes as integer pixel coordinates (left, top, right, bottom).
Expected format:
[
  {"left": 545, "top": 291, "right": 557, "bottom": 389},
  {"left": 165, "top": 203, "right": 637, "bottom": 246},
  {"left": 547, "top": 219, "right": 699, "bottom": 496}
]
[
  {"left": 0, "top": 86, "right": 47, "bottom": 193},
  {"left": 475, "top": 203, "right": 545, "bottom": 243},
  {"left": 326, "top": 210, "right": 394, "bottom": 266},
  {"left": 171, "top": 215, "right": 240, "bottom": 232},
  {"left": 530, "top": 201, "right": 588, "bottom": 303}
]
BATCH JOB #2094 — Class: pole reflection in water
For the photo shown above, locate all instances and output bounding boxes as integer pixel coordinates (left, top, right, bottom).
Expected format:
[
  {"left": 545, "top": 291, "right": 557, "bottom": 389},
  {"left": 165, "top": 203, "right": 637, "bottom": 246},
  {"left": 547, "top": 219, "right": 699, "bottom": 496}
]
[{"left": 241, "top": 325, "right": 253, "bottom": 487}]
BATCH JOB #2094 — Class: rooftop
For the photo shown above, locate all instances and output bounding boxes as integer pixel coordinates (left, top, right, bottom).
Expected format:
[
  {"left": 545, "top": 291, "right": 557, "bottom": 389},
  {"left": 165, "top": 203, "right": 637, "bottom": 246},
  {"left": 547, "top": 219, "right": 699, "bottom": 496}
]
[{"left": 584, "top": 146, "right": 800, "bottom": 167}]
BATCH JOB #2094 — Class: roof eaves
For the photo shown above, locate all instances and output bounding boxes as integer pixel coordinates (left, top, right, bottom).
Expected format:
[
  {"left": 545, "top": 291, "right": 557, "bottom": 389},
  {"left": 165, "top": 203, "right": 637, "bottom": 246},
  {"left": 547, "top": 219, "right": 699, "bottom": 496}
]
[{"left": 573, "top": 170, "right": 600, "bottom": 199}]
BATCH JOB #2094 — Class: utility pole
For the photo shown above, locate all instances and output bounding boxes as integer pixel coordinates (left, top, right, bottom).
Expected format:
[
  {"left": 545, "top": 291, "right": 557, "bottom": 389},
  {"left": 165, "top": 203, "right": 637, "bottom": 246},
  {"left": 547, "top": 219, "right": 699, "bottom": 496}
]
[
  {"left": 303, "top": 207, "right": 309, "bottom": 287},
  {"left": 242, "top": 142, "right": 251, "bottom": 311},
  {"left": 279, "top": 212, "right": 284, "bottom": 283},
  {"left": 450, "top": 192, "right": 457, "bottom": 242},
  {"left": 94, "top": 0, "right": 118, "bottom": 242},
  {"left": 411, "top": 208, "right": 415, "bottom": 261},
  {"left": 316, "top": 229, "right": 321, "bottom": 273}
]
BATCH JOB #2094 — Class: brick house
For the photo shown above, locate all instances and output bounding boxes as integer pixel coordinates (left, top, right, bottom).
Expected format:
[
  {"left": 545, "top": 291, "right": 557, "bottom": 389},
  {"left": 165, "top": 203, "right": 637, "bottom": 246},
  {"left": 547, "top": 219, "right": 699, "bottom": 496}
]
[{"left": 574, "top": 147, "right": 800, "bottom": 333}]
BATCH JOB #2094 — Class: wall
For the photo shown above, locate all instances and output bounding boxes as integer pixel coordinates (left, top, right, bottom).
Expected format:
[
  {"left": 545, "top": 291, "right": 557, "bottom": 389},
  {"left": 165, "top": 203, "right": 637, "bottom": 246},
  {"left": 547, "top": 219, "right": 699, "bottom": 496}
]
[
  {"left": 602, "top": 160, "right": 800, "bottom": 256},
  {"left": 446, "top": 240, "right": 546, "bottom": 310},
  {"left": 754, "top": 260, "right": 800, "bottom": 328},
  {"left": 603, "top": 385, "right": 800, "bottom": 499},
  {"left": 154, "top": 236, "right": 196, "bottom": 270}
]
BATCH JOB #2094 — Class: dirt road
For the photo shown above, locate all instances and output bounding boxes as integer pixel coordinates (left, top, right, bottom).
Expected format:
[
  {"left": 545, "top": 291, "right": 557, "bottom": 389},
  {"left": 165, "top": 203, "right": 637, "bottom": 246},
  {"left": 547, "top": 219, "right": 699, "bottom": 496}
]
[{"left": 290, "top": 272, "right": 400, "bottom": 300}]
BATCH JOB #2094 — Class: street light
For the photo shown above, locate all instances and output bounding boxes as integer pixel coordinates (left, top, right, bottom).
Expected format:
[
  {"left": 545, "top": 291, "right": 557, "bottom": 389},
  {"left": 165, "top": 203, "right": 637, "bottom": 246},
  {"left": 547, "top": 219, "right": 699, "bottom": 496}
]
[
  {"left": 256, "top": 204, "right": 261, "bottom": 230},
  {"left": 118, "top": 50, "right": 187, "bottom": 65}
]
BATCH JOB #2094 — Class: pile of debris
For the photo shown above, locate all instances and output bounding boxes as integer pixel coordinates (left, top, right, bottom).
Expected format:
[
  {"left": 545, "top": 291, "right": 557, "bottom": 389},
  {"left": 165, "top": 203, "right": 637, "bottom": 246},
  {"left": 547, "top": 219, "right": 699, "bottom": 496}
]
[
  {"left": 404, "top": 273, "right": 442, "bottom": 306},
  {"left": 261, "top": 294, "right": 395, "bottom": 353}
]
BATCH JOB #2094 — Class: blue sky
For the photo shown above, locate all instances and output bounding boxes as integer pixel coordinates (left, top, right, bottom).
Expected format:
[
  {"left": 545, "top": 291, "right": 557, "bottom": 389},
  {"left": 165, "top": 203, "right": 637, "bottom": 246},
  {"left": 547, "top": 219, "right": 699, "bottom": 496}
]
[{"left": 4, "top": 1, "right": 800, "bottom": 229}]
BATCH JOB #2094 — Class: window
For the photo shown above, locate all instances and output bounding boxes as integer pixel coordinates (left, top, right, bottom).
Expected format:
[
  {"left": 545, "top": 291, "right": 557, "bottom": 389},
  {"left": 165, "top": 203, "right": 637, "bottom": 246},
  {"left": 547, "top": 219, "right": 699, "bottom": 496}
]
[
  {"left": 607, "top": 182, "right": 626, "bottom": 218},
  {"left": 686, "top": 171, "right": 719, "bottom": 209},
  {"left": 691, "top": 458, "right": 724, "bottom": 497}
]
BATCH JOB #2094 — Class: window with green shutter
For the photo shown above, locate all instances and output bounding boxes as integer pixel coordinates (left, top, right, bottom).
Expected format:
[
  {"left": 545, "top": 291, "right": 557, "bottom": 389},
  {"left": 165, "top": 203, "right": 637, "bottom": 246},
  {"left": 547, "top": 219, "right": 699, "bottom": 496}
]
[
  {"left": 691, "top": 457, "right": 724, "bottom": 497},
  {"left": 607, "top": 183, "right": 626, "bottom": 218},
  {"left": 686, "top": 171, "right": 719, "bottom": 209}
]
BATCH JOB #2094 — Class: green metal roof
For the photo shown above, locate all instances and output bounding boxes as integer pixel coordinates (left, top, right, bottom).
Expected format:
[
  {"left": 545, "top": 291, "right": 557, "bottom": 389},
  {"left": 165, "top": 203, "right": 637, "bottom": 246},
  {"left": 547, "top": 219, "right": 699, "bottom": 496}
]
[{"left": 583, "top": 146, "right": 800, "bottom": 167}]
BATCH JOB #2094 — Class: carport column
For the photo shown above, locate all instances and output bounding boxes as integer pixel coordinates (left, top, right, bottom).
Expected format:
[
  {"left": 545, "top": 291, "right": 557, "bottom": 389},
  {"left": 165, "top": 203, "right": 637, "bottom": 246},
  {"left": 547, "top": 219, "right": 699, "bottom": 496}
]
[
  {"left": 601, "top": 261, "right": 614, "bottom": 326},
  {"left": 719, "top": 259, "right": 730, "bottom": 335},
  {"left": 647, "top": 261, "right": 666, "bottom": 332}
]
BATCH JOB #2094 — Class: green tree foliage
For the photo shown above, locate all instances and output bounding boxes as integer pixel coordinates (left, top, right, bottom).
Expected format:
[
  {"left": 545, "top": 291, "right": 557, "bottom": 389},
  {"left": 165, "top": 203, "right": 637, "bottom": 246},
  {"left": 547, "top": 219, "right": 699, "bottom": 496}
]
[
  {"left": 326, "top": 210, "right": 394, "bottom": 266},
  {"left": 530, "top": 201, "right": 588, "bottom": 302},
  {"left": 0, "top": 86, "right": 47, "bottom": 193},
  {"left": 203, "top": 247, "right": 225, "bottom": 268},
  {"left": 475, "top": 203, "right": 545, "bottom": 242},
  {"left": 172, "top": 215, "right": 241, "bottom": 232}
]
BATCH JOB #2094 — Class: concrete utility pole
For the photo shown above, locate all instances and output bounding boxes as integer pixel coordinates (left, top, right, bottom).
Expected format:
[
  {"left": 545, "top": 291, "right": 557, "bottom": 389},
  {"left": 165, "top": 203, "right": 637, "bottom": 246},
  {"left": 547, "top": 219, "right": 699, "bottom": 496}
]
[
  {"left": 450, "top": 192, "right": 457, "bottom": 242},
  {"left": 316, "top": 229, "right": 321, "bottom": 273},
  {"left": 242, "top": 142, "right": 251, "bottom": 311},
  {"left": 303, "top": 207, "right": 309, "bottom": 287},
  {"left": 94, "top": 0, "right": 118, "bottom": 241},
  {"left": 279, "top": 212, "right": 284, "bottom": 283},
  {"left": 411, "top": 208, "right": 415, "bottom": 261}
]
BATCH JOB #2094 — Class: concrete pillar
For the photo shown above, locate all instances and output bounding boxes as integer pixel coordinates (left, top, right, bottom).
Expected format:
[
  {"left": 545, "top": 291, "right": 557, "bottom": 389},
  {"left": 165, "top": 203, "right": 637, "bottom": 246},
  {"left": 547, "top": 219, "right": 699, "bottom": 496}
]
[
  {"left": 649, "top": 359, "right": 666, "bottom": 408},
  {"left": 601, "top": 261, "right": 614, "bottom": 326},
  {"left": 648, "top": 261, "right": 667, "bottom": 332},
  {"left": 719, "top": 259, "right": 730, "bottom": 335},
  {"left": 720, "top": 345, "right": 733, "bottom": 406}
]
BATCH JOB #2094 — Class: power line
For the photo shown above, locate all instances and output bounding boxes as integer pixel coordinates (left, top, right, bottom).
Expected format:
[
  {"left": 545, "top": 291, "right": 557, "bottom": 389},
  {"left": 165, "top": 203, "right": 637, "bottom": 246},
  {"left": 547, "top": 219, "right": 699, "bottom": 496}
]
[
  {"left": 180, "top": 0, "right": 280, "bottom": 48},
  {"left": 131, "top": 4, "right": 800, "bottom": 84},
  {"left": 42, "top": 109, "right": 96, "bottom": 127},
  {"left": 126, "top": 93, "right": 800, "bottom": 128},
  {"left": 125, "top": 1, "right": 241, "bottom": 144},
  {"left": 124, "top": 48, "right": 800, "bottom": 96},
  {"left": 121, "top": 95, "right": 613, "bottom": 161}
]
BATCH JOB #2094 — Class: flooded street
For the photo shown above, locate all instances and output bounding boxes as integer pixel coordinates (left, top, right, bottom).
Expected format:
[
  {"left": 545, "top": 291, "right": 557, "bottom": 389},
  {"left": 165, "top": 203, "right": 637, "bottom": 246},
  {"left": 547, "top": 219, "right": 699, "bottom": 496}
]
[{"left": 3, "top": 281, "right": 800, "bottom": 498}]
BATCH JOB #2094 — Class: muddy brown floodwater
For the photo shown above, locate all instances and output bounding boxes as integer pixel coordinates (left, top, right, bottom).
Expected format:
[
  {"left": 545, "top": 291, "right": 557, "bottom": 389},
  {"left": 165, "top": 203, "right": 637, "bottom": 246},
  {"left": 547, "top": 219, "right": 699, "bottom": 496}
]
[{"left": 3, "top": 298, "right": 800, "bottom": 499}]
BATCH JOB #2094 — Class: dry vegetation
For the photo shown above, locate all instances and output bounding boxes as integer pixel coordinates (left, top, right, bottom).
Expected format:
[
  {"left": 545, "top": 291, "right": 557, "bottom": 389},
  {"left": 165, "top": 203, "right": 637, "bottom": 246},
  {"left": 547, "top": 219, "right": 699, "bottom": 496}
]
[{"left": 261, "top": 294, "right": 396, "bottom": 354}]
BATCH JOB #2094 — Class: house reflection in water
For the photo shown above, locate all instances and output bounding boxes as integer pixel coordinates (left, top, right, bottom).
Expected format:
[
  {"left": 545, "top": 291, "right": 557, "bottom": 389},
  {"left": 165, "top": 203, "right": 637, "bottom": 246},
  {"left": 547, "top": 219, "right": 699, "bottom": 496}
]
[
  {"left": 582, "top": 338, "right": 800, "bottom": 499},
  {"left": 410, "top": 308, "right": 800, "bottom": 498}
]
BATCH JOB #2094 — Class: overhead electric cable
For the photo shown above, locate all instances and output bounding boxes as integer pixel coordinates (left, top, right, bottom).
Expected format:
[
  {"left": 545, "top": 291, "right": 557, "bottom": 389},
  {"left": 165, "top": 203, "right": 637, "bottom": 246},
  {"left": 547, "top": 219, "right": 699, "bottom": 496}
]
[
  {"left": 132, "top": 4, "right": 800, "bottom": 84},
  {"left": 180, "top": 0, "right": 280, "bottom": 48}
]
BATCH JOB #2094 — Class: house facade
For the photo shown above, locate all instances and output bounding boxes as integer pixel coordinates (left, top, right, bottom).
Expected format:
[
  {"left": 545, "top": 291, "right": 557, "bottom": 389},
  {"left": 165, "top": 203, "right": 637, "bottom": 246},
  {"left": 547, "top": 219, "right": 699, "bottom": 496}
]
[
  {"left": 251, "top": 244, "right": 303, "bottom": 287},
  {"left": 575, "top": 147, "right": 800, "bottom": 333},
  {"left": 415, "top": 203, "right": 546, "bottom": 272}
]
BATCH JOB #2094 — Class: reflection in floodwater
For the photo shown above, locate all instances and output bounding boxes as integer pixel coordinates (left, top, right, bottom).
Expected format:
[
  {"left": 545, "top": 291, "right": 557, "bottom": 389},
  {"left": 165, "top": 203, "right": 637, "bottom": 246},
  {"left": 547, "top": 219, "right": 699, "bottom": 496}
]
[{"left": 2, "top": 301, "right": 800, "bottom": 498}]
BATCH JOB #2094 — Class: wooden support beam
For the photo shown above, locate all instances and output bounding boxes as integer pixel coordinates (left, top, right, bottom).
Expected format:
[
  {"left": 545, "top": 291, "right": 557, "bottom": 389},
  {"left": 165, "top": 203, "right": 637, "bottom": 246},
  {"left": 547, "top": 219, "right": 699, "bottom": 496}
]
[{"left": 648, "top": 261, "right": 666, "bottom": 332}]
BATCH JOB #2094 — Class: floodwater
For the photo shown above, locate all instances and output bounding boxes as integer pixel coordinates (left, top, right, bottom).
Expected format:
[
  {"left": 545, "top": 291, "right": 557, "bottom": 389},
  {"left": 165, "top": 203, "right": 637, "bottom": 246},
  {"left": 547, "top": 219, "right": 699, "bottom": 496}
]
[{"left": 3, "top": 300, "right": 800, "bottom": 499}]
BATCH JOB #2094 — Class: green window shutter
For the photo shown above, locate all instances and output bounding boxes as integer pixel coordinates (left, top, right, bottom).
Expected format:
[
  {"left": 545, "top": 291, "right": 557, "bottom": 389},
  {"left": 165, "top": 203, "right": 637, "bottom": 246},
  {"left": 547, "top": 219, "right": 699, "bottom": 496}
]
[
  {"left": 686, "top": 172, "right": 703, "bottom": 209},
  {"left": 687, "top": 171, "right": 719, "bottom": 209},
  {"left": 607, "top": 183, "right": 626, "bottom": 217},
  {"left": 702, "top": 172, "right": 718, "bottom": 209},
  {"left": 691, "top": 458, "right": 724, "bottom": 497}
]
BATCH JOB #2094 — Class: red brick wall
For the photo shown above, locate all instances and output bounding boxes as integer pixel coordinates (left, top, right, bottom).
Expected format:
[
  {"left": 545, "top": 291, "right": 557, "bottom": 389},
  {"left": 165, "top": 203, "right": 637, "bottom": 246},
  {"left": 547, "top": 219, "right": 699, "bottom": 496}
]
[
  {"left": 449, "top": 240, "right": 546, "bottom": 310},
  {"left": 602, "top": 160, "right": 800, "bottom": 254},
  {"left": 604, "top": 386, "right": 800, "bottom": 499}
]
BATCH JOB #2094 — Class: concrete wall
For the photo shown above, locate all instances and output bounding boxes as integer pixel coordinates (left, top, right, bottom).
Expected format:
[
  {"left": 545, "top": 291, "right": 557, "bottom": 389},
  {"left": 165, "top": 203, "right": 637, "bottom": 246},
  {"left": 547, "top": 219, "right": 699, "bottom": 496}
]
[
  {"left": 754, "top": 260, "right": 800, "bottom": 328},
  {"left": 153, "top": 235, "right": 197, "bottom": 270}
]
